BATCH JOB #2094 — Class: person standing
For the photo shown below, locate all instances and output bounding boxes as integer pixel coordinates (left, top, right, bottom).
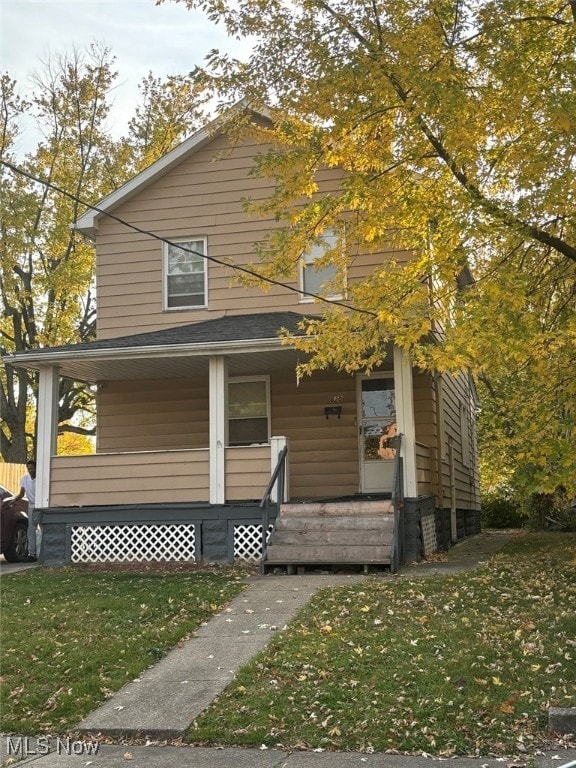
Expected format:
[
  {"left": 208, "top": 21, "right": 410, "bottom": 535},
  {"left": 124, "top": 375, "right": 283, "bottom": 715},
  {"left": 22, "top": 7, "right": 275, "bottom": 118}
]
[{"left": 13, "top": 460, "right": 38, "bottom": 562}]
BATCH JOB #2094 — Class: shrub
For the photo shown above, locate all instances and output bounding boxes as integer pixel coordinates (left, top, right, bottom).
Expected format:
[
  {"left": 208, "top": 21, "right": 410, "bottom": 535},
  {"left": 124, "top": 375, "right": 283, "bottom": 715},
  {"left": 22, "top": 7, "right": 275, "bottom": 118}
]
[
  {"left": 481, "top": 491, "right": 526, "bottom": 529},
  {"left": 524, "top": 489, "right": 576, "bottom": 531}
]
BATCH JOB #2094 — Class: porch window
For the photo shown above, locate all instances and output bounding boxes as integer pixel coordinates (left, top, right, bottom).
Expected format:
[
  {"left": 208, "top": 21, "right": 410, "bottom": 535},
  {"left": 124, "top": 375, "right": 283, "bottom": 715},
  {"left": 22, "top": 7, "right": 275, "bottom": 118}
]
[
  {"left": 228, "top": 377, "right": 270, "bottom": 446},
  {"left": 164, "top": 238, "right": 207, "bottom": 309},
  {"left": 300, "top": 229, "right": 343, "bottom": 301}
]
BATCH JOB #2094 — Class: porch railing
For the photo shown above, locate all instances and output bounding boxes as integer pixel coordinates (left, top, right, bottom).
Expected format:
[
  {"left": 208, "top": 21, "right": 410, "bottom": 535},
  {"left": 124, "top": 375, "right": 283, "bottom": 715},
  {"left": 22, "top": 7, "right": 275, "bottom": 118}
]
[
  {"left": 260, "top": 444, "right": 288, "bottom": 574},
  {"left": 390, "top": 434, "right": 405, "bottom": 573},
  {"left": 50, "top": 449, "right": 210, "bottom": 507}
]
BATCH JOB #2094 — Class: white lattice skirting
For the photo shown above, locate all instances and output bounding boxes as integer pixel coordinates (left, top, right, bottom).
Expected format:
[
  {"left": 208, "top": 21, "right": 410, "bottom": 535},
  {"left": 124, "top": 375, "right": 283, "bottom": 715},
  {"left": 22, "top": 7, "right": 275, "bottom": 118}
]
[
  {"left": 70, "top": 523, "right": 197, "bottom": 563},
  {"left": 421, "top": 514, "right": 438, "bottom": 555},
  {"left": 234, "top": 524, "right": 273, "bottom": 561}
]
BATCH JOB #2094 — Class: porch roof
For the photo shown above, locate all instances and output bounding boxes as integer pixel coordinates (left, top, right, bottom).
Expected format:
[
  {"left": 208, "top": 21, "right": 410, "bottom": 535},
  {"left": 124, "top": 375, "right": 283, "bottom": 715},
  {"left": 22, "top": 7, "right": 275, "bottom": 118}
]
[{"left": 3, "top": 312, "right": 307, "bottom": 383}]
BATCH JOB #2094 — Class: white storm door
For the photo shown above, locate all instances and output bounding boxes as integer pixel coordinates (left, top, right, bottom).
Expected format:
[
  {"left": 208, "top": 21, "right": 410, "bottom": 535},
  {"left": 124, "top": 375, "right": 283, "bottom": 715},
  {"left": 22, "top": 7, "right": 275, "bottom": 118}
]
[{"left": 358, "top": 375, "right": 397, "bottom": 493}]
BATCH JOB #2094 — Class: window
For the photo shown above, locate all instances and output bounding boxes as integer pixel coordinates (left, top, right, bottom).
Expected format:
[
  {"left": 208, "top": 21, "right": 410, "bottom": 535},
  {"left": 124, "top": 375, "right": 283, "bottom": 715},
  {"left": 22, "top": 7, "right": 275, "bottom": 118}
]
[
  {"left": 164, "top": 238, "right": 207, "bottom": 309},
  {"left": 228, "top": 377, "right": 270, "bottom": 446},
  {"left": 300, "top": 230, "right": 343, "bottom": 301}
]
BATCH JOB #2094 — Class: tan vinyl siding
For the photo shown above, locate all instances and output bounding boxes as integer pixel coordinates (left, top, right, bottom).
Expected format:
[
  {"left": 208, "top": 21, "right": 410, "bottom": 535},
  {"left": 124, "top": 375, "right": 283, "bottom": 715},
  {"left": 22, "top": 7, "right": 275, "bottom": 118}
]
[
  {"left": 95, "top": 132, "right": 412, "bottom": 339},
  {"left": 79, "top": 360, "right": 477, "bottom": 507},
  {"left": 412, "top": 370, "right": 441, "bottom": 501},
  {"left": 272, "top": 370, "right": 359, "bottom": 499},
  {"left": 413, "top": 370, "right": 438, "bottom": 447},
  {"left": 50, "top": 450, "right": 209, "bottom": 506},
  {"left": 225, "top": 446, "right": 270, "bottom": 501},
  {"left": 97, "top": 378, "right": 209, "bottom": 453},
  {"left": 94, "top": 365, "right": 476, "bottom": 504},
  {"left": 96, "top": 367, "right": 360, "bottom": 500},
  {"left": 96, "top": 133, "right": 291, "bottom": 338},
  {"left": 409, "top": 367, "right": 480, "bottom": 510},
  {"left": 438, "top": 370, "right": 480, "bottom": 511},
  {"left": 94, "top": 367, "right": 360, "bottom": 500},
  {"left": 415, "top": 442, "right": 432, "bottom": 496}
]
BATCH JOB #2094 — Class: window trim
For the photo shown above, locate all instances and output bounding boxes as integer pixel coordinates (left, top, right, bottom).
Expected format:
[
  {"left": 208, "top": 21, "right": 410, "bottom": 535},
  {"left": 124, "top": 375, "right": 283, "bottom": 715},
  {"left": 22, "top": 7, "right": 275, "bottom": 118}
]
[
  {"left": 227, "top": 375, "right": 271, "bottom": 447},
  {"left": 163, "top": 236, "right": 208, "bottom": 311},
  {"left": 299, "top": 229, "right": 344, "bottom": 303}
]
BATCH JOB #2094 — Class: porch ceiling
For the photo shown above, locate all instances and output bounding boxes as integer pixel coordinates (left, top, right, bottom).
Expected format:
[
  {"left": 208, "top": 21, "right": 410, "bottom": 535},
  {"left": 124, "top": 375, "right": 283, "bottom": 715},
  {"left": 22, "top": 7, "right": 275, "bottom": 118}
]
[{"left": 6, "top": 346, "right": 305, "bottom": 384}]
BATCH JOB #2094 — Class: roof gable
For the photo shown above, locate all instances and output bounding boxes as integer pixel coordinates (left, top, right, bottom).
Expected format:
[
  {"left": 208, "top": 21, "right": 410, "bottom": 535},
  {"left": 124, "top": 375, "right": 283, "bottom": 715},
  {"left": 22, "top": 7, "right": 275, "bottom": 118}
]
[{"left": 74, "top": 104, "right": 272, "bottom": 237}]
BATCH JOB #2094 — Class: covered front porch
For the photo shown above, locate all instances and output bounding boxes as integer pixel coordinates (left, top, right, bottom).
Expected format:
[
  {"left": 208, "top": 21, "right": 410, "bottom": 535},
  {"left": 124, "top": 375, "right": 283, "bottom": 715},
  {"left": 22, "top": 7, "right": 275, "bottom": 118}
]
[
  {"left": 7, "top": 314, "right": 426, "bottom": 511},
  {"left": 4, "top": 312, "right": 440, "bottom": 567}
]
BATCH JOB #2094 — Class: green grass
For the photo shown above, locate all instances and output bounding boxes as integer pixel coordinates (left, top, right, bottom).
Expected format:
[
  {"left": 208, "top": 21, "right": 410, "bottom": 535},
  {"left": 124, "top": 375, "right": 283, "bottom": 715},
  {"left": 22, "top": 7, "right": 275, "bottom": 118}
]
[
  {"left": 0, "top": 565, "right": 247, "bottom": 734},
  {"left": 187, "top": 533, "right": 576, "bottom": 756}
]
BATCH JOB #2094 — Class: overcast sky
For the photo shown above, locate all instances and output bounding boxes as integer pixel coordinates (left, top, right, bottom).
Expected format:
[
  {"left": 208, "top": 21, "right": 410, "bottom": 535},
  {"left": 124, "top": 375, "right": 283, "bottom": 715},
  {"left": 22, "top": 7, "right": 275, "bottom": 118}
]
[{"left": 0, "top": 0, "right": 251, "bottom": 152}]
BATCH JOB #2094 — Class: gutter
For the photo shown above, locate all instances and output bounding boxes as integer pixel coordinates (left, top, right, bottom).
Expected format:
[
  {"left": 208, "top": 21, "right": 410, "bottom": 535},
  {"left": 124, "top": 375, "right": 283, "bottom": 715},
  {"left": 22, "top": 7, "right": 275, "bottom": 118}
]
[{"left": 3, "top": 337, "right": 289, "bottom": 372}]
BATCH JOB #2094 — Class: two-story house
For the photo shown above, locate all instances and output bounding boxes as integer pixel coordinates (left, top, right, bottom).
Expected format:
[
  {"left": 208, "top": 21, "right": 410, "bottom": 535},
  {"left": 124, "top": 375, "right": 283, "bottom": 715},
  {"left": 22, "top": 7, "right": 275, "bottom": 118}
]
[{"left": 4, "top": 110, "right": 481, "bottom": 569}]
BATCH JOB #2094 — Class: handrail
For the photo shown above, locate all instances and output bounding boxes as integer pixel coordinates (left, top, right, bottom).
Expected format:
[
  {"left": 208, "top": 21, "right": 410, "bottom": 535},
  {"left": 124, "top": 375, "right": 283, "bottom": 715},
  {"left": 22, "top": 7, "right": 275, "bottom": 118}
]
[
  {"left": 390, "top": 433, "right": 404, "bottom": 574},
  {"left": 260, "top": 444, "right": 288, "bottom": 574},
  {"left": 260, "top": 444, "right": 288, "bottom": 510}
]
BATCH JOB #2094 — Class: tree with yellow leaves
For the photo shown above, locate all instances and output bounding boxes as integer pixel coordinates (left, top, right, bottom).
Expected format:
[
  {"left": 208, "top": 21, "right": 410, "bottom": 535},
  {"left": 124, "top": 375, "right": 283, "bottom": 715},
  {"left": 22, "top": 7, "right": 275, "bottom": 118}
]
[
  {"left": 1, "top": 46, "right": 204, "bottom": 462},
  {"left": 167, "top": 0, "right": 576, "bottom": 496}
]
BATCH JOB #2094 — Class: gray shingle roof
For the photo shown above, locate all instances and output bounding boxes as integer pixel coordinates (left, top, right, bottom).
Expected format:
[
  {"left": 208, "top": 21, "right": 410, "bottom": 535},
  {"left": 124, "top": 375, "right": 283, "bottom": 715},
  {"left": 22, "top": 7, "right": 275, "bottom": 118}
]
[{"left": 12, "top": 312, "right": 307, "bottom": 357}]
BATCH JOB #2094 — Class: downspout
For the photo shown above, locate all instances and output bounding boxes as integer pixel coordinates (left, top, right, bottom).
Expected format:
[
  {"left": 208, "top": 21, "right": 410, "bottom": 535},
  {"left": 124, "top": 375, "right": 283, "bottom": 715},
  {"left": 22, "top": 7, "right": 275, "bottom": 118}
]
[
  {"left": 393, "top": 347, "right": 417, "bottom": 498},
  {"left": 448, "top": 440, "right": 457, "bottom": 543},
  {"left": 432, "top": 373, "right": 445, "bottom": 510}
]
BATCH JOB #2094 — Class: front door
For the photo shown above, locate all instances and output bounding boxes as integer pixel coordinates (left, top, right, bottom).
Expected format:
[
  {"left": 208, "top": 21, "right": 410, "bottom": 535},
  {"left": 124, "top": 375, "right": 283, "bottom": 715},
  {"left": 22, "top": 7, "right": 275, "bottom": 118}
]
[{"left": 358, "top": 375, "right": 397, "bottom": 493}]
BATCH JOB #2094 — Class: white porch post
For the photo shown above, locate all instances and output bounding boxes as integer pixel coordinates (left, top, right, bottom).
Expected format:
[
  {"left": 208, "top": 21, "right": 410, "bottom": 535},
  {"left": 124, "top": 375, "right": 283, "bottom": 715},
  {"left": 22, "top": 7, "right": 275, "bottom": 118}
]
[
  {"left": 270, "top": 435, "right": 289, "bottom": 503},
  {"left": 209, "top": 356, "right": 227, "bottom": 504},
  {"left": 36, "top": 365, "right": 60, "bottom": 508},
  {"left": 393, "top": 347, "right": 418, "bottom": 498}
]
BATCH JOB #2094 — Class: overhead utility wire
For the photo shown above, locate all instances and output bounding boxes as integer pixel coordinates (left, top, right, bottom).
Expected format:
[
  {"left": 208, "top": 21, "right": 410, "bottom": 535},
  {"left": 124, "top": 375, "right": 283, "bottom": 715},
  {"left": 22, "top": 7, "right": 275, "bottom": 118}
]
[{"left": 1, "top": 159, "right": 377, "bottom": 318}]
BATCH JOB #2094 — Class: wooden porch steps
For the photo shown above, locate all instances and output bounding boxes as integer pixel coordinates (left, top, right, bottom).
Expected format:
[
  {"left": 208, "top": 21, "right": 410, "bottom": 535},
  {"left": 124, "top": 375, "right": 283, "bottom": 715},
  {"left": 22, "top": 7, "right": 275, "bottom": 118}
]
[
  {"left": 264, "top": 500, "right": 395, "bottom": 571},
  {"left": 278, "top": 500, "right": 394, "bottom": 517}
]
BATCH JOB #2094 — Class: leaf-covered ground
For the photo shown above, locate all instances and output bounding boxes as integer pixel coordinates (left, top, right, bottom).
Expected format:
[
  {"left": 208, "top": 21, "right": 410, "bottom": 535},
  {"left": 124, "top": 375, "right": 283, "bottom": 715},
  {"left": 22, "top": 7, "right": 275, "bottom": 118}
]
[
  {"left": 0, "top": 566, "right": 247, "bottom": 734},
  {"left": 188, "top": 534, "right": 576, "bottom": 756}
]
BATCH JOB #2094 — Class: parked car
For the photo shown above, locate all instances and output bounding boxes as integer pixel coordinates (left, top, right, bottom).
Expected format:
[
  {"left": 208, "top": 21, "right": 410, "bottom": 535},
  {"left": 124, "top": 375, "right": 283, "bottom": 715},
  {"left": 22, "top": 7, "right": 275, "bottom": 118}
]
[{"left": 0, "top": 485, "right": 29, "bottom": 562}]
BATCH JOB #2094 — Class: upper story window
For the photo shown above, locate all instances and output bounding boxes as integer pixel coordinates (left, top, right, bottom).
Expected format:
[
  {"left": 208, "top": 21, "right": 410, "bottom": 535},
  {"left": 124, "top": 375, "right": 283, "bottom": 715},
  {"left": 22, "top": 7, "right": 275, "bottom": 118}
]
[
  {"left": 300, "top": 230, "right": 343, "bottom": 302},
  {"left": 164, "top": 238, "right": 207, "bottom": 310}
]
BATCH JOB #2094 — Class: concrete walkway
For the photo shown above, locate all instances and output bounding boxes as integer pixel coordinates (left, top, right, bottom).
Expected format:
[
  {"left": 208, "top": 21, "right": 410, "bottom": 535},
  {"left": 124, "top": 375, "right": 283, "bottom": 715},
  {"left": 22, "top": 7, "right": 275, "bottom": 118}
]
[
  {"left": 399, "top": 531, "right": 515, "bottom": 575},
  {"left": 78, "top": 573, "right": 365, "bottom": 739}
]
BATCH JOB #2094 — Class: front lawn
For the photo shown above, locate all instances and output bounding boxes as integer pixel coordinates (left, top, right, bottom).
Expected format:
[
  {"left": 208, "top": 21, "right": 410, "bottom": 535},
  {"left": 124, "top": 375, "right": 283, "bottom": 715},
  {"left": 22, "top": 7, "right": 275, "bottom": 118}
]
[
  {"left": 188, "top": 533, "right": 576, "bottom": 756},
  {"left": 0, "top": 565, "right": 247, "bottom": 734}
]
